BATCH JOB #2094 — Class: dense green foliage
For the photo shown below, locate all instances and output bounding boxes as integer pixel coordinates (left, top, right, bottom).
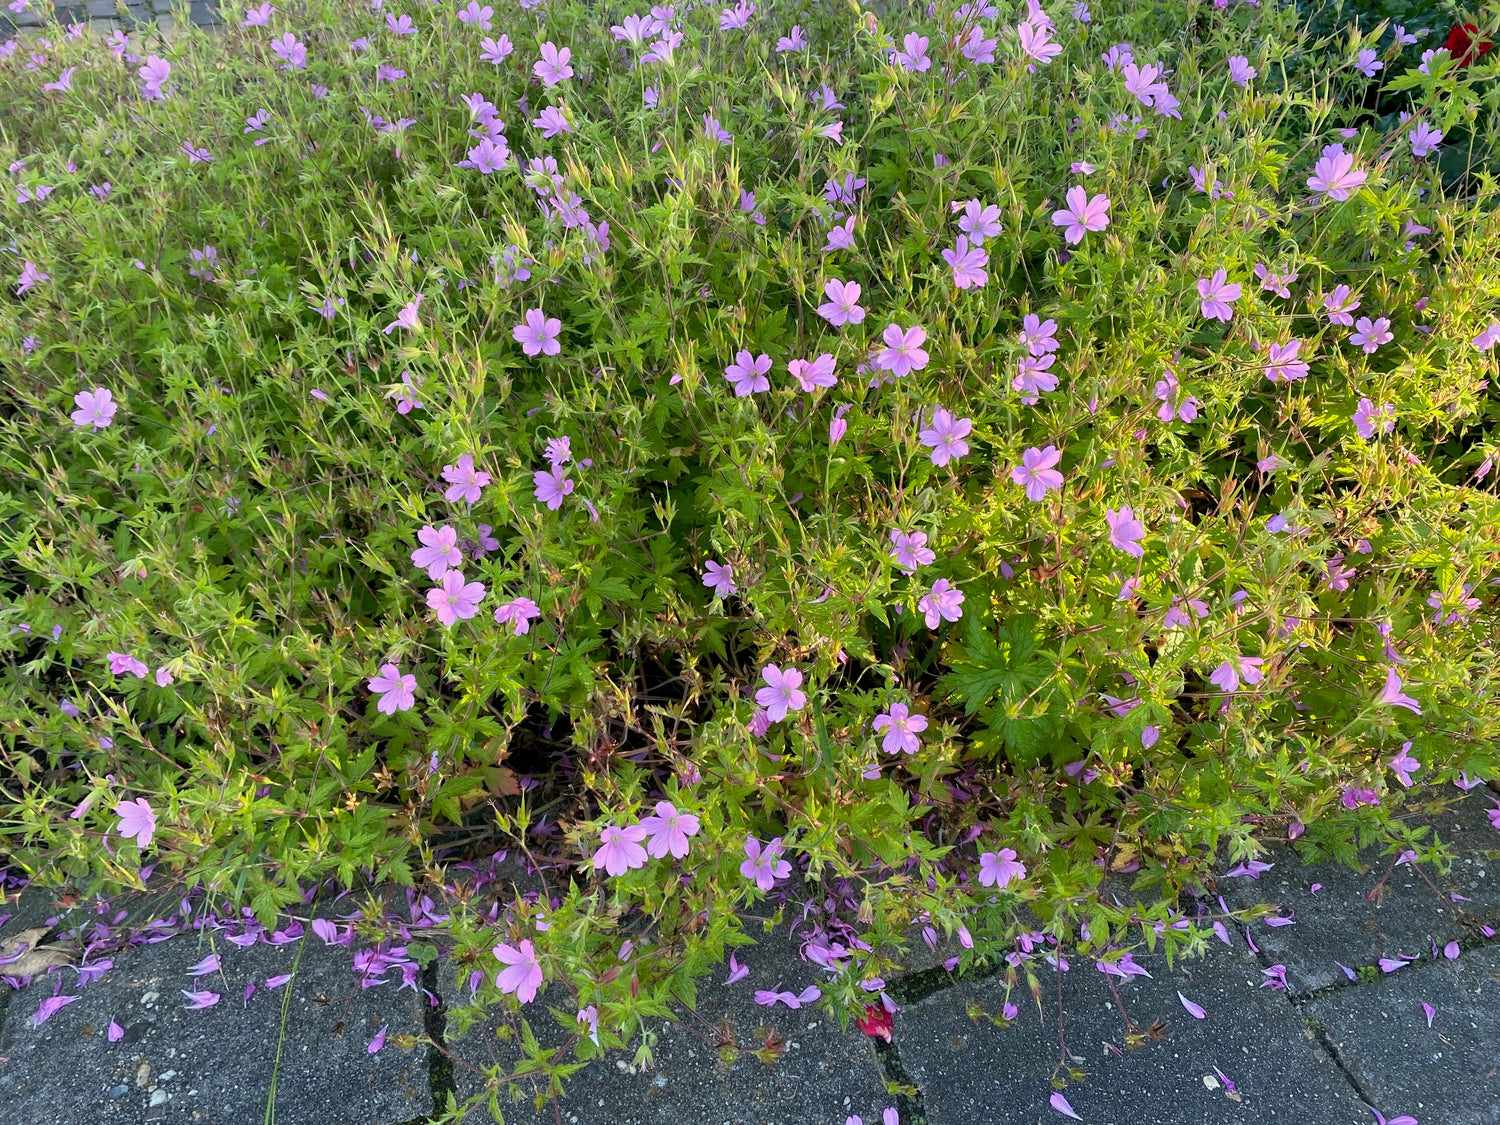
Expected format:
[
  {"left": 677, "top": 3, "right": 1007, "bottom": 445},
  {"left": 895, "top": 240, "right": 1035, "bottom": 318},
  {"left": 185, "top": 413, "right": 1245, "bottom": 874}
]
[{"left": 3, "top": 0, "right": 1500, "bottom": 1114}]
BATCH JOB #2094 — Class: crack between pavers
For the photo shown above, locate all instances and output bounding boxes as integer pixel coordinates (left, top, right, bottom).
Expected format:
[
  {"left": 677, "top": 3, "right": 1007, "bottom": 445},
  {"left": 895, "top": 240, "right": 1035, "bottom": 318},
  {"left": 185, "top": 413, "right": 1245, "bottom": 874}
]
[
  {"left": 872, "top": 1036, "right": 929, "bottom": 1125},
  {"left": 423, "top": 960, "right": 455, "bottom": 1120}
]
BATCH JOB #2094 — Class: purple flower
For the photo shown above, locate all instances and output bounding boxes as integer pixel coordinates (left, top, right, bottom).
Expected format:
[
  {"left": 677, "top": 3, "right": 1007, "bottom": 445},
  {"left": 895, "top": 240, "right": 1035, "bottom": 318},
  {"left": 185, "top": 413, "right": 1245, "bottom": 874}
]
[
  {"left": 1209, "top": 656, "right": 1264, "bottom": 693},
  {"left": 1324, "top": 285, "right": 1360, "bottom": 326},
  {"left": 638, "top": 801, "right": 700, "bottom": 858},
  {"left": 816, "top": 279, "right": 865, "bottom": 326},
  {"left": 442, "top": 454, "right": 491, "bottom": 505},
  {"left": 1349, "top": 316, "right": 1393, "bottom": 353},
  {"left": 427, "top": 571, "right": 486, "bottom": 626},
  {"left": 533, "top": 41, "right": 573, "bottom": 86},
  {"left": 893, "top": 31, "right": 931, "bottom": 72},
  {"left": 1388, "top": 742, "right": 1421, "bottom": 787},
  {"left": 459, "top": 1, "right": 492, "bottom": 28},
  {"left": 956, "top": 199, "right": 1003, "bottom": 241},
  {"left": 1254, "top": 262, "right": 1297, "bottom": 298},
  {"left": 1264, "top": 339, "right": 1310, "bottom": 382},
  {"left": 513, "top": 308, "right": 562, "bottom": 356},
  {"left": 1197, "top": 269, "right": 1241, "bottom": 321},
  {"left": 919, "top": 579, "right": 964, "bottom": 628},
  {"left": 532, "top": 466, "right": 574, "bottom": 510},
  {"left": 823, "top": 216, "right": 856, "bottom": 252},
  {"left": 756, "top": 664, "right": 807, "bottom": 722},
  {"left": 1486, "top": 802, "right": 1500, "bottom": 831},
  {"left": 703, "top": 560, "right": 736, "bottom": 598},
  {"left": 977, "top": 848, "right": 1025, "bottom": 888},
  {"left": 108, "top": 651, "right": 149, "bottom": 677},
  {"left": 271, "top": 32, "right": 307, "bottom": 68},
  {"left": 593, "top": 823, "right": 649, "bottom": 876},
  {"left": 873, "top": 703, "right": 927, "bottom": 755},
  {"left": 411, "top": 525, "right": 462, "bottom": 578},
  {"left": 1012, "top": 445, "right": 1063, "bottom": 501},
  {"left": 1017, "top": 19, "right": 1062, "bottom": 65},
  {"left": 1051, "top": 186, "right": 1111, "bottom": 244},
  {"left": 1353, "top": 398, "right": 1395, "bottom": 440},
  {"left": 739, "top": 836, "right": 791, "bottom": 891},
  {"left": 788, "top": 353, "right": 837, "bottom": 392},
  {"left": 16, "top": 260, "right": 49, "bottom": 295},
  {"left": 1308, "top": 144, "right": 1367, "bottom": 200},
  {"left": 775, "top": 24, "right": 806, "bottom": 52},
  {"left": 138, "top": 55, "right": 170, "bottom": 100},
  {"left": 1355, "top": 48, "right": 1382, "bottom": 78},
  {"left": 114, "top": 798, "right": 156, "bottom": 848},
  {"left": 71, "top": 388, "right": 117, "bottom": 430},
  {"left": 1342, "top": 786, "right": 1380, "bottom": 809},
  {"left": 1227, "top": 55, "right": 1256, "bottom": 85},
  {"left": 368, "top": 664, "right": 417, "bottom": 714},
  {"left": 532, "top": 105, "right": 572, "bottom": 137},
  {"left": 1105, "top": 507, "right": 1145, "bottom": 556},
  {"left": 466, "top": 137, "right": 510, "bottom": 174},
  {"left": 493, "top": 940, "right": 543, "bottom": 1002},
  {"left": 943, "top": 236, "right": 989, "bottom": 289},
  {"left": 889, "top": 529, "right": 935, "bottom": 572},
  {"left": 383, "top": 294, "right": 423, "bottom": 333},
  {"left": 493, "top": 596, "right": 542, "bottom": 635},
  {"left": 874, "top": 324, "right": 930, "bottom": 377},
  {"left": 724, "top": 350, "right": 772, "bottom": 396},
  {"left": 918, "top": 408, "right": 972, "bottom": 466},
  {"left": 480, "top": 35, "right": 513, "bottom": 64},
  {"left": 1409, "top": 122, "right": 1443, "bottom": 158},
  {"left": 240, "top": 0, "right": 273, "bottom": 24},
  {"left": 1377, "top": 668, "right": 1422, "bottom": 714}
]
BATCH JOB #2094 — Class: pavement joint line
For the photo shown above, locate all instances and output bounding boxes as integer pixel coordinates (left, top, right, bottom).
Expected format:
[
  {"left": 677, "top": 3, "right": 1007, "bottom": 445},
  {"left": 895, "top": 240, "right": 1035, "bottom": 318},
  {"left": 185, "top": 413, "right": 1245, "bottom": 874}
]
[
  {"left": 872, "top": 1035, "right": 928, "bottom": 1125},
  {"left": 421, "top": 958, "right": 455, "bottom": 1121},
  {"left": 1306, "top": 1020, "right": 1380, "bottom": 1108}
]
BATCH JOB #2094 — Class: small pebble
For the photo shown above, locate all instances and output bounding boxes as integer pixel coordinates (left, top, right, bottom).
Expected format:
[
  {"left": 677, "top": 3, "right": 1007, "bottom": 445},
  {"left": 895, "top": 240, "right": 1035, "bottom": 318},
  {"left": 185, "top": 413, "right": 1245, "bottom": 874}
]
[
  {"left": 108, "top": 1085, "right": 128, "bottom": 1099},
  {"left": 149, "top": 1089, "right": 169, "bottom": 1107}
]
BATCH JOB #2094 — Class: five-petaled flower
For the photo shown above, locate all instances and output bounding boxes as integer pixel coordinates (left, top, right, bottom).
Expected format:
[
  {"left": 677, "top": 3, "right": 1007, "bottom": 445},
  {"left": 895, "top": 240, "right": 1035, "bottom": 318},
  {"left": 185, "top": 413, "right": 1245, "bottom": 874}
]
[
  {"left": 115, "top": 797, "right": 157, "bottom": 848},
  {"left": 442, "top": 454, "right": 491, "bottom": 505},
  {"left": 1388, "top": 742, "right": 1421, "bottom": 787},
  {"left": 533, "top": 42, "right": 573, "bottom": 86},
  {"left": 919, "top": 408, "right": 972, "bottom": 466},
  {"left": 494, "top": 596, "right": 542, "bottom": 635},
  {"left": 1051, "top": 185, "right": 1111, "bottom": 244},
  {"left": 1197, "top": 269, "right": 1241, "bottom": 321},
  {"left": 977, "top": 848, "right": 1026, "bottom": 888},
  {"left": 1105, "top": 507, "right": 1145, "bottom": 557},
  {"left": 703, "top": 560, "right": 737, "bottom": 598},
  {"left": 874, "top": 703, "right": 928, "bottom": 755},
  {"left": 724, "top": 350, "right": 772, "bottom": 396},
  {"left": 513, "top": 308, "right": 562, "bottom": 356},
  {"left": 493, "top": 939, "right": 543, "bottom": 1002},
  {"left": 411, "top": 525, "right": 462, "bottom": 578},
  {"left": 756, "top": 664, "right": 807, "bottom": 722},
  {"left": 1263, "top": 339, "right": 1310, "bottom": 382},
  {"left": 368, "top": 663, "right": 417, "bottom": 714},
  {"left": 919, "top": 579, "right": 964, "bottom": 628},
  {"left": 1012, "top": 445, "right": 1064, "bottom": 501},
  {"left": 70, "top": 388, "right": 118, "bottom": 430},
  {"left": 593, "top": 823, "right": 649, "bottom": 876},
  {"left": 740, "top": 835, "right": 791, "bottom": 890},
  {"left": 1349, "top": 316, "right": 1393, "bottom": 353},
  {"left": 1307, "top": 143, "right": 1367, "bottom": 200},
  {"left": 816, "top": 279, "right": 865, "bottom": 327},
  {"left": 874, "top": 324, "right": 930, "bottom": 377},
  {"left": 427, "top": 571, "right": 486, "bottom": 626},
  {"left": 639, "top": 801, "right": 700, "bottom": 858}
]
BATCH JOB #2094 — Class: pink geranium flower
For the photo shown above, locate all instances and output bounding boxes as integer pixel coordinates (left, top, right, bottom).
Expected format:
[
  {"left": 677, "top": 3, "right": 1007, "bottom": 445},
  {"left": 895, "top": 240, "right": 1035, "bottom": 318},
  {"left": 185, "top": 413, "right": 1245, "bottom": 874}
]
[
  {"left": 593, "top": 824, "right": 649, "bottom": 876},
  {"left": 816, "top": 279, "right": 865, "bottom": 326},
  {"left": 1197, "top": 270, "right": 1241, "bottom": 321},
  {"left": 493, "top": 939, "right": 543, "bottom": 1002},
  {"left": 873, "top": 703, "right": 928, "bottom": 755},
  {"left": 368, "top": 664, "right": 417, "bottom": 714},
  {"left": 873, "top": 324, "right": 930, "bottom": 377},
  {"left": 411, "top": 525, "right": 462, "bottom": 578},
  {"left": 115, "top": 797, "right": 157, "bottom": 848},
  {"left": 1051, "top": 186, "right": 1110, "bottom": 244},
  {"left": 756, "top": 664, "right": 807, "bottom": 722},
  {"left": 513, "top": 308, "right": 562, "bottom": 356},
  {"left": 739, "top": 835, "right": 791, "bottom": 890},
  {"left": 1011, "top": 445, "right": 1063, "bottom": 501},
  {"left": 977, "top": 848, "right": 1025, "bottom": 888},
  {"left": 639, "top": 801, "right": 700, "bottom": 858},
  {"left": 427, "top": 571, "right": 486, "bottom": 626},
  {"left": 1307, "top": 144, "right": 1367, "bottom": 200}
]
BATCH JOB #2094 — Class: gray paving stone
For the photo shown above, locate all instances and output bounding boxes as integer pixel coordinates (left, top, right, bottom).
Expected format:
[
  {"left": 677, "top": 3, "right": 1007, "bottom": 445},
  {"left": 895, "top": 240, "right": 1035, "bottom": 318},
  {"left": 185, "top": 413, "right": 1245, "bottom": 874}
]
[
  {"left": 1303, "top": 942, "right": 1500, "bottom": 1125},
  {"left": 0, "top": 904, "right": 428, "bottom": 1124},
  {"left": 442, "top": 928, "right": 893, "bottom": 1125},
  {"left": 898, "top": 944, "right": 1368, "bottom": 1124},
  {"left": 1221, "top": 791, "right": 1500, "bottom": 995}
]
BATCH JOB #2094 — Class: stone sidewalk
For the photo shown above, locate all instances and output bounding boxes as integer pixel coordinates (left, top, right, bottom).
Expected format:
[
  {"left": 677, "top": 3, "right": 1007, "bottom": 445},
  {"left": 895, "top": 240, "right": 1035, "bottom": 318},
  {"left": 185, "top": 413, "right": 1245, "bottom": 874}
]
[{"left": 1, "top": 790, "right": 1497, "bottom": 1125}]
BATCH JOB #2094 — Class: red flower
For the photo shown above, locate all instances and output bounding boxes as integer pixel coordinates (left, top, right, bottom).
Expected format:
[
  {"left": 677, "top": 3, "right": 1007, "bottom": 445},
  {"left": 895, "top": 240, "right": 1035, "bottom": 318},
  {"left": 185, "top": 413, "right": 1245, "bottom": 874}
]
[
  {"left": 1443, "top": 22, "right": 1494, "bottom": 66},
  {"left": 855, "top": 1003, "right": 894, "bottom": 1042}
]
